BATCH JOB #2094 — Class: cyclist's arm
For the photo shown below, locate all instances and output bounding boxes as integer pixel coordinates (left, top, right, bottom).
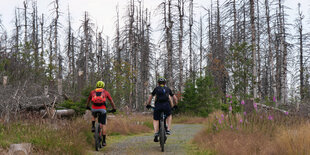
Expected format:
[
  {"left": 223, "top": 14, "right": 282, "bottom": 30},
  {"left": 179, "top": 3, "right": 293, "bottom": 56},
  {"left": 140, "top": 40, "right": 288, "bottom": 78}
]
[
  {"left": 106, "top": 91, "right": 116, "bottom": 109},
  {"left": 86, "top": 92, "right": 92, "bottom": 107},
  {"left": 147, "top": 95, "right": 153, "bottom": 105},
  {"left": 168, "top": 88, "right": 178, "bottom": 106},
  {"left": 109, "top": 98, "right": 116, "bottom": 110},
  {"left": 147, "top": 88, "right": 157, "bottom": 105},
  {"left": 173, "top": 95, "right": 178, "bottom": 105}
]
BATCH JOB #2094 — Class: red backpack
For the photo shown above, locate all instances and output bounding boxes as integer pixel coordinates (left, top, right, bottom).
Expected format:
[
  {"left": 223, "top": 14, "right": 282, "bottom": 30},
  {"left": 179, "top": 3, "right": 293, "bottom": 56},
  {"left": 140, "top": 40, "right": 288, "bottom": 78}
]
[{"left": 91, "top": 88, "right": 106, "bottom": 106}]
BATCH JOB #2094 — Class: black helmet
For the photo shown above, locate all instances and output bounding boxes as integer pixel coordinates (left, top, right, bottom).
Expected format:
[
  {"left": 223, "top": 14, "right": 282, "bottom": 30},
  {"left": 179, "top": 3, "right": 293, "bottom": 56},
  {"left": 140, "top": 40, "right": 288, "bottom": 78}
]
[{"left": 158, "top": 77, "right": 166, "bottom": 84}]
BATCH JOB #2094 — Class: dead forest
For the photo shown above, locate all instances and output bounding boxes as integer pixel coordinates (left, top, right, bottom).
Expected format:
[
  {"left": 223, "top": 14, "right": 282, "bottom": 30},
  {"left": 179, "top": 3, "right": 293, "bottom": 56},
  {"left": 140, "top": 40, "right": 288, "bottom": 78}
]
[{"left": 0, "top": 0, "right": 310, "bottom": 119}]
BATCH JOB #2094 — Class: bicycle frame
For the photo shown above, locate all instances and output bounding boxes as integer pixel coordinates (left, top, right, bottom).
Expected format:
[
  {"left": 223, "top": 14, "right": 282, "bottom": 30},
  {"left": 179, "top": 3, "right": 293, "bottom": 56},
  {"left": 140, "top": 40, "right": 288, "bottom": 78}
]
[{"left": 150, "top": 106, "right": 168, "bottom": 152}]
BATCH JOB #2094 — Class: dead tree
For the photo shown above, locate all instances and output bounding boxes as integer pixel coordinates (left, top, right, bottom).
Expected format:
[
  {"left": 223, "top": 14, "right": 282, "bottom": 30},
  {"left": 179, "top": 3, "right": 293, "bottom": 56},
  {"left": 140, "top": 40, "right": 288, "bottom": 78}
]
[
  {"left": 296, "top": 3, "right": 305, "bottom": 102},
  {"left": 177, "top": 0, "right": 185, "bottom": 92},
  {"left": 250, "top": 0, "right": 257, "bottom": 99},
  {"left": 189, "top": 0, "right": 194, "bottom": 81}
]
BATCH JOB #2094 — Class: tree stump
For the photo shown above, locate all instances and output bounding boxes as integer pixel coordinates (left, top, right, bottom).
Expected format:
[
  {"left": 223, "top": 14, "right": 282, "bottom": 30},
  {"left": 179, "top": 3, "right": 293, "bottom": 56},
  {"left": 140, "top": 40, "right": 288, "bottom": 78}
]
[{"left": 8, "top": 143, "right": 32, "bottom": 155}]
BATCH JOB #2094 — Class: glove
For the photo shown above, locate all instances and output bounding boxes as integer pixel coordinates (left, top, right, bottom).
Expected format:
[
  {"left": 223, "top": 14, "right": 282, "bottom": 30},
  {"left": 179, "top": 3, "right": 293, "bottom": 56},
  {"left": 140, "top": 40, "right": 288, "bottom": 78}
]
[
  {"left": 146, "top": 104, "right": 152, "bottom": 110},
  {"left": 173, "top": 105, "right": 178, "bottom": 110},
  {"left": 109, "top": 109, "right": 117, "bottom": 113},
  {"left": 86, "top": 106, "right": 91, "bottom": 110}
]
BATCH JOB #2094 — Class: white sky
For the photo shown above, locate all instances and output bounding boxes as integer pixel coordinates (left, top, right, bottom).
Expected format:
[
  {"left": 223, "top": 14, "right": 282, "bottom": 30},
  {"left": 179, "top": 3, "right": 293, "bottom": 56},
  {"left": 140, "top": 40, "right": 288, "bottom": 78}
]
[{"left": 0, "top": 0, "right": 309, "bottom": 39}]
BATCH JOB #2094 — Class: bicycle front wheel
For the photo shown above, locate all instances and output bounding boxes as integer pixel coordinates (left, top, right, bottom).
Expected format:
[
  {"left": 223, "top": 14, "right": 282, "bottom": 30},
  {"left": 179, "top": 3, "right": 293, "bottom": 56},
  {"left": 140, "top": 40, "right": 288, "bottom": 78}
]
[
  {"left": 159, "top": 114, "right": 166, "bottom": 152},
  {"left": 94, "top": 123, "right": 101, "bottom": 151}
]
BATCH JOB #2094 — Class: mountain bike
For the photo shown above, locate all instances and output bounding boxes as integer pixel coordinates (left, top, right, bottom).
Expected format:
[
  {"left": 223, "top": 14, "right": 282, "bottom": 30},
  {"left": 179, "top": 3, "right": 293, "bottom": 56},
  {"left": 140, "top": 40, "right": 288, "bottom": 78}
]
[
  {"left": 92, "top": 109, "right": 115, "bottom": 151},
  {"left": 93, "top": 111, "right": 104, "bottom": 151},
  {"left": 150, "top": 106, "right": 168, "bottom": 152}
]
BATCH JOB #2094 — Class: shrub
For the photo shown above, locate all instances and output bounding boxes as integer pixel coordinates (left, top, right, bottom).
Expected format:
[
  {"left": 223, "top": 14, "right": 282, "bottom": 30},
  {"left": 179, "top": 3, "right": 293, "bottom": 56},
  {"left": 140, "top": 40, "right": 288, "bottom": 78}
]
[
  {"left": 58, "top": 86, "right": 94, "bottom": 115},
  {"left": 178, "top": 74, "right": 222, "bottom": 117}
]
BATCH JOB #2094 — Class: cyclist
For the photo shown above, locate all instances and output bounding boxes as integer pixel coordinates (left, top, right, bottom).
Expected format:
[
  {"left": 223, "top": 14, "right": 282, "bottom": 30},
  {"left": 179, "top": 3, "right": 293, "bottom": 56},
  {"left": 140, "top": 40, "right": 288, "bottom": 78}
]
[
  {"left": 86, "top": 81, "right": 116, "bottom": 146},
  {"left": 146, "top": 77, "right": 178, "bottom": 142}
]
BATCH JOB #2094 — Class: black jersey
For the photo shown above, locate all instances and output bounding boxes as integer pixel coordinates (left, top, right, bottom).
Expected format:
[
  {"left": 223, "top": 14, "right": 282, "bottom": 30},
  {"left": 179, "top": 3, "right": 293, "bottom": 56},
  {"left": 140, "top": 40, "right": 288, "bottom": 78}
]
[{"left": 151, "top": 86, "right": 174, "bottom": 103}]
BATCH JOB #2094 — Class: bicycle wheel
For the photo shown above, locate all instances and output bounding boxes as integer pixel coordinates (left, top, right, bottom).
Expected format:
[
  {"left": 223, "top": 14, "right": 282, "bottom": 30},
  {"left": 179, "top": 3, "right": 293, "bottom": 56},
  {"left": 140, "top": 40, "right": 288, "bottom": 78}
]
[
  {"left": 159, "top": 112, "right": 166, "bottom": 152},
  {"left": 94, "top": 123, "right": 101, "bottom": 151}
]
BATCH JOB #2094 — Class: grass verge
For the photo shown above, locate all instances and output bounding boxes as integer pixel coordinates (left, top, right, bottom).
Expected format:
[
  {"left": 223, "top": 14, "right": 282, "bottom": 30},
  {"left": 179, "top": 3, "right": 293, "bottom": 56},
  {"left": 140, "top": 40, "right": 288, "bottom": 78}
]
[
  {"left": 0, "top": 113, "right": 153, "bottom": 154},
  {"left": 191, "top": 110, "right": 310, "bottom": 155}
]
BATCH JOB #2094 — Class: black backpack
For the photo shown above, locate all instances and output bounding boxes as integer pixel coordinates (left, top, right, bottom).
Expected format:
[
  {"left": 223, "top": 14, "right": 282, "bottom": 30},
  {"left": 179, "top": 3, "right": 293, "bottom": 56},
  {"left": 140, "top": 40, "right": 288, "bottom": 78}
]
[{"left": 156, "top": 86, "right": 169, "bottom": 103}]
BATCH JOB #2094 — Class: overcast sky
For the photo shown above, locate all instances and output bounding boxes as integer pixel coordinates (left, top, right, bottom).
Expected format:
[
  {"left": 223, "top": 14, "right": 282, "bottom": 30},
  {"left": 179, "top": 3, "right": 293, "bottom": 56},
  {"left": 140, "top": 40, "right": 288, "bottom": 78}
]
[{"left": 0, "top": 0, "right": 309, "bottom": 39}]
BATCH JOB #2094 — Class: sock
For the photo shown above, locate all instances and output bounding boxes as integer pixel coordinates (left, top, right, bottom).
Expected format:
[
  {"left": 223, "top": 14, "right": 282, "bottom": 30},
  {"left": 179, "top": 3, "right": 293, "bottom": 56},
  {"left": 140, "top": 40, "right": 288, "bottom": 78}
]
[
  {"left": 92, "top": 121, "right": 95, "bottom": 127},
  {"left": 102, "top": 135, "right": 106, "bottom": 143}
]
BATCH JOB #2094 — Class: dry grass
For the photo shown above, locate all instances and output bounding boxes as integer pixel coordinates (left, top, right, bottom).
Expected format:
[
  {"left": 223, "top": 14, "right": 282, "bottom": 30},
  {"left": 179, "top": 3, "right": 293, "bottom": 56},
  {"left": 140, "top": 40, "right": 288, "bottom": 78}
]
[
  {"left": 193, "top": 130, "right": 273, "bottom": 155},
  {"left": 173, "top": 114, "right": 208, "bottom": 124},
  {"left": 272, "top": 122, "right": 310, "bottom": 154},
  {"left": 0, "top": 113, "right": 153, "bottom": 154},
  {"left": 192, "top": 111, "right": 310, "bottom": 155},
  {"left": 107, "top": 114, "right": 152, "bottom": 135},
  {"left": 0, "top": 118, "right": 92, "bottom": 154}
]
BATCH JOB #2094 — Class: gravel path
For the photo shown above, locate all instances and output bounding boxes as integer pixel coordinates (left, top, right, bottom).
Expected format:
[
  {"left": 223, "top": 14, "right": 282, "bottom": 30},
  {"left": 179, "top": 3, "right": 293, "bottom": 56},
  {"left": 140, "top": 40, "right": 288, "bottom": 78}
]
[{"left": 90, "top": 124, "right": 204, "bottom": 155}]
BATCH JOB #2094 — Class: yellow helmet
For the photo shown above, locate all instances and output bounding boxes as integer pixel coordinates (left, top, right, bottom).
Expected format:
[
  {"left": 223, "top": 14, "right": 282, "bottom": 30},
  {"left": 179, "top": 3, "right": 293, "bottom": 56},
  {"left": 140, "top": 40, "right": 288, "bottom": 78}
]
[{"left": 96, "top": 81, "right": 105, "bottom": 88}]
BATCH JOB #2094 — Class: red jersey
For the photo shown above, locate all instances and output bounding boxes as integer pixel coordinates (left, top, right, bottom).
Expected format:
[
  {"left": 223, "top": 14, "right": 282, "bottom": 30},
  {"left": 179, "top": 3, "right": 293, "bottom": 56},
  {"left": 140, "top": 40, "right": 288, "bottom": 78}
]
[{"left": 88, "top": 88, "right": 112, "bottom": 109}]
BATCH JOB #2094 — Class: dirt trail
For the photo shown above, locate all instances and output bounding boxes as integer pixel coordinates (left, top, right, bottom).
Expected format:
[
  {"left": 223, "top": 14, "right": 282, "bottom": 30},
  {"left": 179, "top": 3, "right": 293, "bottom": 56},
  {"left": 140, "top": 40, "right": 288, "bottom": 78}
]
[{"left": 90, "top": 124, "right": 203, "bottom": 155}]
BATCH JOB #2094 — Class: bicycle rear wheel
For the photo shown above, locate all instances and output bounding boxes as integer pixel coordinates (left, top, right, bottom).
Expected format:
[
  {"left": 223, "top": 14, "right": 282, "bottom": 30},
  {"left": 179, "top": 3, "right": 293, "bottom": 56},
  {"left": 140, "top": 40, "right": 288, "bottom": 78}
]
[
  {"left": 94, "top": 123, "right": 101, "bottom": 151},
  {"left": 159, "top": 113, "right": 166, "bottom": 152}
]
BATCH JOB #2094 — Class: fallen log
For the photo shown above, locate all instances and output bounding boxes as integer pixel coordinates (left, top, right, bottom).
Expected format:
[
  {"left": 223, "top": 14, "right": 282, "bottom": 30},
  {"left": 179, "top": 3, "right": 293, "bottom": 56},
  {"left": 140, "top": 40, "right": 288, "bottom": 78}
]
[
  {"left": 244, "top": 99, "right": 289, "bottom": 115},
  {"left": 40, "top": 109, "right": 75, "bottom": 118},
  {"left": 55, "top": 109, "right": 75, "bottom": 117},
  {"left": 256, "top": 103, "right": 288, "bottom": 114}
]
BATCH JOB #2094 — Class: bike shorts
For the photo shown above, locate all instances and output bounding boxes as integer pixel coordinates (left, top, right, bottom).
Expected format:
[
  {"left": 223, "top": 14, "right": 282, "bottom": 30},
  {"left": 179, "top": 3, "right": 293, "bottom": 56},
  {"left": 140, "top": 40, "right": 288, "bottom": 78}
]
[
  {"left": 91, "top": 108, "right": 107, "bottom": 125},
  {"left": 153, "top": 102, "right": 171, "bottom": 120}
]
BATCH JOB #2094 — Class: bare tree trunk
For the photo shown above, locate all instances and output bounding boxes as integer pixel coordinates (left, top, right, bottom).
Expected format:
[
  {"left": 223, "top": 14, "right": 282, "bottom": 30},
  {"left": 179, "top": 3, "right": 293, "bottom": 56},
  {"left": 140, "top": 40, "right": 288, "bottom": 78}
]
[
  {"left": 23, "top": 1, "right": 29, "bottom": 72},
  {"left": 40, "top": 14, "right": 44, "bottom": 73},
  {"left": 250, "top": 0, "right": 257, "bottom": 99},
  {"left": 53, "top": 0, "right": 62, "bottom": 94},
  {"left": 166, "top": 0, "right": 174, "bottom": 88},
  {"left": 297, "top": 3, "right": 304, "bottom": 102},
  {"left": 98, "top": 32, "right": 103, "bottom": 74},
  {"left": 84, "top": 12, "right": 89, "bottom": 86},
  {"left": 189, "top": 0, "right": 193, "bottom": 81},
  {"left": 32, "top": 2, "right": 39, "bottom": 80},
  {"left": 281, "top": 5, "right": 288, "bottom": 104},
  {"left": 256, "top": 0, "right": 261, "bottom": 98},
  {"left": 14, "top": 9, "right": 20, "bottom": 64},
  {"left": 199, "top": 16, "right": 203, "bottom": 77},
  {"left": 71, "top": 33, "right": 76, "bottom": 90},
  {"left": 48, "top": 24, "right": 53, "bottom": 79},
  {"left": 265, "top": 0, "right": 277, "bottom": 102},
  {"left": 233, "top": 0, "right": 237, "bottom": 43},
  {"left": 178, "top": 0, "right": 184, "bottom": 93}
]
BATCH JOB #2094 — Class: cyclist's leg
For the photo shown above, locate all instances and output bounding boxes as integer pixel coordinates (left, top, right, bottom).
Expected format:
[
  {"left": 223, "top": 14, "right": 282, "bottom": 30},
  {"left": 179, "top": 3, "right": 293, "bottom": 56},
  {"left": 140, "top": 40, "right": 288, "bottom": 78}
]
[
  {"left": 163, "top": 102, "right": 172, "bottom": 133},
  {"left": 91, "top": 110, "right": 97, "bottom": 132},
  {"left": 153, "top": 120, "right": 159, "bottom": 133},
  {"left": 98, "top": 111, "right": 107, "bottom": 146},
  {"left": 153, "top": 106, "right": 161, "bottom": 134},
  {"left": 166, "top": 115, "right": 172, "bottom": 130},
  {"left": 153, "top": 106, "right": 161, "bottom": 142}
]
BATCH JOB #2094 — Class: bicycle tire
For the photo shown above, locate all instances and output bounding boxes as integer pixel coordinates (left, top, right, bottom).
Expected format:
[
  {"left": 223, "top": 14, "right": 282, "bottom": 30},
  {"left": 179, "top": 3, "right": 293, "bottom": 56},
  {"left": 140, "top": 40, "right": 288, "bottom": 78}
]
[
  {"left": 95, "top": 123, "right": 100, "bottom": 151},
  {"left": 159, "top": 112, "right": 165, "bottom": 152}
]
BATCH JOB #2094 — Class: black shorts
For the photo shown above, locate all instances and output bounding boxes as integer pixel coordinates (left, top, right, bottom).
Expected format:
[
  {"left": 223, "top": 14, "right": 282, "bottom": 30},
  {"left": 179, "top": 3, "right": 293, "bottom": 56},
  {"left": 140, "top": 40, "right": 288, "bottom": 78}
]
[
  {"left": 91, "top": 109, "right": 107, "bottom": 125},
  {"left": 153, "top": 102, "right": 171, "bottom": 120}
]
